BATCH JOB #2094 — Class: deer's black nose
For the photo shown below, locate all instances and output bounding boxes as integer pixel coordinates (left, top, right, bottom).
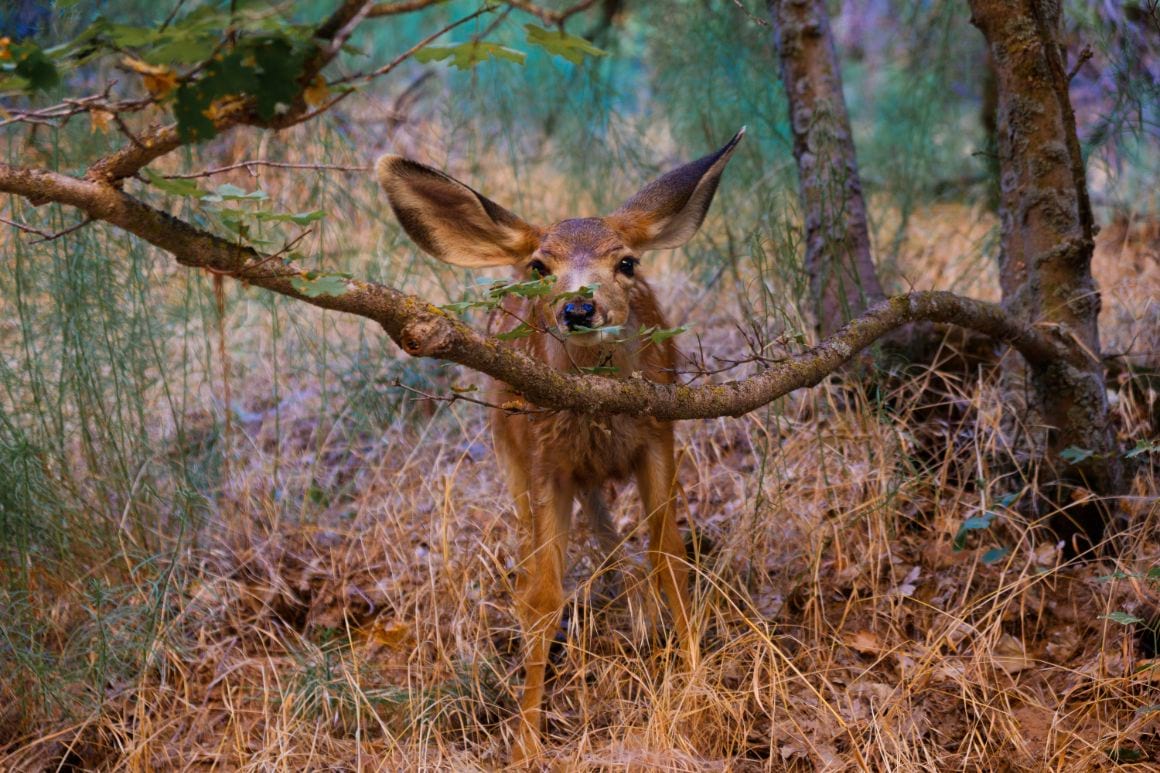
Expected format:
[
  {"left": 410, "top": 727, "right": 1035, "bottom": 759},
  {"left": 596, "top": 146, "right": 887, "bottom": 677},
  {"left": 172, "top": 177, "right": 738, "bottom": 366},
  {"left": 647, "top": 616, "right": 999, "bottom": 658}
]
[{"left": 562, "top": 301, "right": 596, "bottom": 330}]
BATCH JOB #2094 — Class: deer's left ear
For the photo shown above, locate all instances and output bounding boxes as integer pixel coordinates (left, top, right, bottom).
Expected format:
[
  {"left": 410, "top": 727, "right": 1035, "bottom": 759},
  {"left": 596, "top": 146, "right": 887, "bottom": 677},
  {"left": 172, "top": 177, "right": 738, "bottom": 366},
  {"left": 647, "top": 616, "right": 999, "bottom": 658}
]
[{"left": 606, "top": 127, "right": 745, "bottom": 252}]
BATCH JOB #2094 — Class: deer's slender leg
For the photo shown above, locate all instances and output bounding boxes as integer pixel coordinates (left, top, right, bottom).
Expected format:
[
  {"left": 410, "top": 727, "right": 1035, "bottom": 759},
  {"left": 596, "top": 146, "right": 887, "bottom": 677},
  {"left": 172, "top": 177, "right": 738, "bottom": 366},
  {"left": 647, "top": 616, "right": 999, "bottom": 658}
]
[
  {"left": 635, "top": 431, "right": 696, "bottom": 668},
  {"left": 512, "top": 473, "right": 573, "bottom": 762}
]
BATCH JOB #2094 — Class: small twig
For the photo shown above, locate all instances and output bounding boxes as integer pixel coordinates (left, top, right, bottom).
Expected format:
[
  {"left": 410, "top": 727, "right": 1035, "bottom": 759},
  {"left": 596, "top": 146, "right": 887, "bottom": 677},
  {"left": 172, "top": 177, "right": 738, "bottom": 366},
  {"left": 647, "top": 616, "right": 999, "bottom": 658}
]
[
  {"left": 0, "top": 214, "right": 53, "bottom": 239},
  {"left": 0, "top": 214, "right": 94, "bottom": 242},
  {"left": 332, "top": 7, "right": 493, "bottom": 86},
  {"left": 367, "top": 0, "right": 447, "bottom": 18},
  {"left": 731, "top": 0, "right": 770, "bottom": 26},
  {"left": 505, "top": 0, "right": 600, "bottom": 26},
  {"left": 111, "top": 112, "right": 146, "bottom": 149},
  {"left": 391, "top": 378, "right": 549, "bottom": 415},
  {"left": 159, "top": 0, "right": 189, "bottom": 32},
  {"left": 1067, "top": 44, "right": 1093, "bottom": 82},
  {"left": 32, "top": 217, "right": 94, "bottom": 244},
  {"left": 164, "top": 160, "right": 371, "bottom": 180}
]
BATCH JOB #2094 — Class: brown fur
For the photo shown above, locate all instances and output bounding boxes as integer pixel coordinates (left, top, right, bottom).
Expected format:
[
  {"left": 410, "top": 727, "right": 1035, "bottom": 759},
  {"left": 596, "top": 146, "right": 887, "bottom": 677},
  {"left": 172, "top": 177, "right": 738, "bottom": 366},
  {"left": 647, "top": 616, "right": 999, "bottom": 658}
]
[
  {"left": 375, "top": 131, "right": 743, "bottom": 762},
  {"left": 488, "top": 224, "right": 691, "bottom": 761}
]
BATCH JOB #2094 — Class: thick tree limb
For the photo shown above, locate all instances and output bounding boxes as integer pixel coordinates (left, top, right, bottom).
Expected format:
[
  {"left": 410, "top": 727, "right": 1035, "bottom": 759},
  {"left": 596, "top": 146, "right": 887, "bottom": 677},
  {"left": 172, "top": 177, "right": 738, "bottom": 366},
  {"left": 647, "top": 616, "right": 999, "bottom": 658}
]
[
  {"left": 969, "top": 0, "right": 1123, "bottom": 519},
  {"left": 0, "top": 163, "right": 1070, "bottom": 422}
]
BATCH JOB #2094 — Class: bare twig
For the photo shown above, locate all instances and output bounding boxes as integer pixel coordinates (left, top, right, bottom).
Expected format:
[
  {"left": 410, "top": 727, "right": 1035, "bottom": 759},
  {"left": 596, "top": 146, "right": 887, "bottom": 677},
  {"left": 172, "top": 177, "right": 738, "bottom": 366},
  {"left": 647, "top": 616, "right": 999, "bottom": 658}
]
[
  {"left": 505, "top": 0, "right": 600, "bottom": 26},
  {"left": 0, "top": 213, "right": 93, "bottom": 242},
  {"left": 331, "top": 7, "right": 493, "bottom": 86},
  {"left": 368, "top": 0, "right": 448, "bottom": 17},
  {"left": 391, "top": 379, "right": 548, "bottom": 415},
  {"left": 1068, "top": 44, "right": 1093, "bottom": 81},
  {"left": 731, "top": 0, "right": 770, "bottom": 26},
  {"left": 164, "top": 161, "right": 371, "bottom": 180}
]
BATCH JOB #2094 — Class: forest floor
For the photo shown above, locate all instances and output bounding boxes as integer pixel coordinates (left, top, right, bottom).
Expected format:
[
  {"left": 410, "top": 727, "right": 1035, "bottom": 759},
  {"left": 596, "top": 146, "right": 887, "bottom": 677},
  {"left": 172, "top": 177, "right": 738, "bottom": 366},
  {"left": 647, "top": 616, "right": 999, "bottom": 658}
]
[{"left": 1, "top": 129, "right": 1158, "bottom": 771}]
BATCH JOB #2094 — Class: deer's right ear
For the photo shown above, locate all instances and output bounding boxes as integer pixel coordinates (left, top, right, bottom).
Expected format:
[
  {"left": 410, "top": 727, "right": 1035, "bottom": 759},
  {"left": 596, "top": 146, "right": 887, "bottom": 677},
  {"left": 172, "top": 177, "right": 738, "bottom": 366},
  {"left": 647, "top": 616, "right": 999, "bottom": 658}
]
[
  {"left": 606, "top": 128, "right": 745, "bottom": 252},
  {"left": 376, "top": 155, "right": 540, "bottom": 268}
]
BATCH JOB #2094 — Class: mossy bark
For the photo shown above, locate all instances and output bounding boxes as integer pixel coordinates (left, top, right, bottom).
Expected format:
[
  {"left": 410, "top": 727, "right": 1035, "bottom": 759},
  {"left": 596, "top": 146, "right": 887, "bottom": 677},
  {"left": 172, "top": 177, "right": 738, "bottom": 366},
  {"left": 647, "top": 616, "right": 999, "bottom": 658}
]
[{"left": 970, "top": 0, "right": 1124, "bottom": 534}]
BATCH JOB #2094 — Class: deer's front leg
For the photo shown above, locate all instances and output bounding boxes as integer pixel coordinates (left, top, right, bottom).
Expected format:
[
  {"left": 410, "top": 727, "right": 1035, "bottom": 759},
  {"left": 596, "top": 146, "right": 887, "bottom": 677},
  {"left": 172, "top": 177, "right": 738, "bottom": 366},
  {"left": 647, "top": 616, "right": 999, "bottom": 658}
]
[
  {"left": 512, "top": 473, "right": 573, "bottom": 763},
  {"left": 635, "top": 431, "right": 696, "bottom": 668}
]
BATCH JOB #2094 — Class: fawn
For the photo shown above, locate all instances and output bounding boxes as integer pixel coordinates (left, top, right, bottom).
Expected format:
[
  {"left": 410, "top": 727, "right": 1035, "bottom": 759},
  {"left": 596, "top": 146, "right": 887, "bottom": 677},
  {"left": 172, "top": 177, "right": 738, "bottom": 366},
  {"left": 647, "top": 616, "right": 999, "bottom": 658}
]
[{"left": 376, "top": 129, "right": 743, "bottom": 760}]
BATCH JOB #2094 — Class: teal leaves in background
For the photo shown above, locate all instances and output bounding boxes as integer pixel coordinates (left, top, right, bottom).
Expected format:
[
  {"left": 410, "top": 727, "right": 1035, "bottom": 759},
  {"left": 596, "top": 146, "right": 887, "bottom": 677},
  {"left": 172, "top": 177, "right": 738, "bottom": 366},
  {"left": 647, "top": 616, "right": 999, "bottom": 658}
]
[
  {"left": 1059, "top": 446, "right": 1095, "bottom": 464},
  {"left": 981, "top": 547, "right": 1010, "bottom": 565},
  {"left": 524, "top": 25, "right": 607, "bottom": 65},
  {"left": 953, "top": 511, "right": 995, "bottom": 550}
]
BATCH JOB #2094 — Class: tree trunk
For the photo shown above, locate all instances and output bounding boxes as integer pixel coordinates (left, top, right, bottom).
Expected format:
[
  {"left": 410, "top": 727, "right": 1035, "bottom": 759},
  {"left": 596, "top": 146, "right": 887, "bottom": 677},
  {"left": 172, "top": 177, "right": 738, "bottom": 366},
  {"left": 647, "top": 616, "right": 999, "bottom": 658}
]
[
  {"left": 969, "top": 0, "right": 1124, "bottom": 542},
  {"left": 767, "top": 0, "right": 886, "bottom": 338}
]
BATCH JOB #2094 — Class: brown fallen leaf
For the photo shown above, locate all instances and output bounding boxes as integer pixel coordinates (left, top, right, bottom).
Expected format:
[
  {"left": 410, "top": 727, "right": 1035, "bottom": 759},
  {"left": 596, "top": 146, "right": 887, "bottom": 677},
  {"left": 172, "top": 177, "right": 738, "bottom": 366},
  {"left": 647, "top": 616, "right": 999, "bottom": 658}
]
[
  {"left": 993, "top": 633, "right": 1031, "bottom": 674},
  {"left": 847, "top": 629, "right": 883, "bottom": 655}
]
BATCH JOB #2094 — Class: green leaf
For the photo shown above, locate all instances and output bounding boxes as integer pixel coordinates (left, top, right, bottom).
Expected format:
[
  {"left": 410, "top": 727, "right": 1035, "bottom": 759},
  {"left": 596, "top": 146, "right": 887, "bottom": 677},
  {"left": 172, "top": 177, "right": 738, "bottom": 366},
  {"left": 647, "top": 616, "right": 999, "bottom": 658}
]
[
  {"left": 141, "top": 168, "right": 207, "bottom": 198},
  {"left": 1147, "top": 566, "right": 1160, "bottom": 582},
  {"left": 569, "top": 324, "right": 623, "bottom": 339},
  {"left": 1101, "top": 611, "right": 1144, "bottom": 625},
  {"left": 981, "top": 547, "right": 1010, "bottom": 565},
  {"left": 415, "top": 41, "right": 526, "bottom": 70},
  {"left": 1059, "top": 446, "right": 1095, "bottom": 464},
  {"left": 490, "top": 276, "right": 556, "bottom": 299},
  {"left": 496, "top": 322, "right": 537, "bottom": 340},
  {"left": 174, "top": 82, "right": 216, "bottom": 142},
  {"left": 12, "top": 45, "right": 60, "bottom": 93},
  {"left": 1125, "top": 439, "right": 1159, "bottom": 459},
  {"left": 290, "top": 273, "right": 349, "bottom": 298},
  {"left": 146, "top": 35, "right": 217, "bottom": 66},
  {"left": 247, "top": 35, "right": 308, "bottom": 120},
  {"left": 202, "top": 183, "right": 268, "bottom": 203},
  {"left": 647, "top": 325, "right": 688, "bottom": 345},
  {"left": 441, "top": 299, "right": 492, "bottom": 314},
  {"left": 953, "top": 512, "right": 996, "bottom": 551},
  {"left": 254, "top": 209, "right": 326, "bottom": 226},
  {"left": 524, "top": 24, "right": 607, "bottom": 65}
]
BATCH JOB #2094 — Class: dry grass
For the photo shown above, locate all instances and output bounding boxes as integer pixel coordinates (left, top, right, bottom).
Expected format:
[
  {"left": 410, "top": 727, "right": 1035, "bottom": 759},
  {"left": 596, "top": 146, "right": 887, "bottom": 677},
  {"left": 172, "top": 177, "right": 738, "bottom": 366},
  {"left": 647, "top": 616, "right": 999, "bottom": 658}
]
[{"left": 1, "top": 115, "right": 1158, "bottom": 771}]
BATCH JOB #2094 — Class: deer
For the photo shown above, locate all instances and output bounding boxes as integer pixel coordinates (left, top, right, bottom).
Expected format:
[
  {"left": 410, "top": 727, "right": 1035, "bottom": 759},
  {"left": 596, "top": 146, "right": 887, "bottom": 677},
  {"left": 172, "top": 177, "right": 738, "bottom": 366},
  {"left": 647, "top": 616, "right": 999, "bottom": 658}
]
[{"left": 375, "top": 129, "right": 744, "bottom": 761}]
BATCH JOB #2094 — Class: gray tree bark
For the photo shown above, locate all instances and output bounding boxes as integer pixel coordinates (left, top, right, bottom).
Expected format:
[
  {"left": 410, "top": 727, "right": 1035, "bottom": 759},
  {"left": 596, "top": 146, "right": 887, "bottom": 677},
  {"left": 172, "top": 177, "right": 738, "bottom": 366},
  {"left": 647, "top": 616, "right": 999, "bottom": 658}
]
[{"left": 767, "top": 0, "right": 886, "bottom": 338}]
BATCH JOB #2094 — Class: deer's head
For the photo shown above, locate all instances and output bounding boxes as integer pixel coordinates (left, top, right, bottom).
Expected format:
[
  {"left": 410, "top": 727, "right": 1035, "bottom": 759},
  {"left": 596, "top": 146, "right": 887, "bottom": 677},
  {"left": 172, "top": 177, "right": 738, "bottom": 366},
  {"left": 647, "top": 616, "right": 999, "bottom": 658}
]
[{"left": 376, "top": 130, "right": 743, "bottom": 345}]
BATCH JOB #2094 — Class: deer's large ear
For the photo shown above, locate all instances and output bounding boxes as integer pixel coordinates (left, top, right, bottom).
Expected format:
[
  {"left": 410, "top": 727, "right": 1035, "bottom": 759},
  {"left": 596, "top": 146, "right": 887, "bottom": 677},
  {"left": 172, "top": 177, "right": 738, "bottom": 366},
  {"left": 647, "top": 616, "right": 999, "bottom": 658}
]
[
  {"left": 376, "top": 155, "right": 540, "bottom": 268},
  {"left": 606, "top": 128, "right": 745, "bottom": 252}
]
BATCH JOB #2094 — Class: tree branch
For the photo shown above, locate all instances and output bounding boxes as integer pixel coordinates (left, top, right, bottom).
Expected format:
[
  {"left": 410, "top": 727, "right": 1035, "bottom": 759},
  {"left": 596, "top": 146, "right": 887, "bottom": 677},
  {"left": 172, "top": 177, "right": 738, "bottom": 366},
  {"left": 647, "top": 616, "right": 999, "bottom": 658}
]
[
  {"left": 0, "top": 163, "right": 1074, "bottom": 422},
  {"left": 367, "top": 0, "right": 449, "bottom": 17},
  {"left": 504, "top": 0, "right": 601, "bottom": 26}
]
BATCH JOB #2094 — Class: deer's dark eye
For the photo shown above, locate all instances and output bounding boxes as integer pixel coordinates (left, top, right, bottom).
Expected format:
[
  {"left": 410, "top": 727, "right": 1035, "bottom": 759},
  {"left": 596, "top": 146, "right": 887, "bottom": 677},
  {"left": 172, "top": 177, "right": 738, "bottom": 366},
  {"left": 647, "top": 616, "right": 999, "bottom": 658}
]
[
  {"left": 617, "top": 256, "right": 637, "bottom": 277},
  {"left": 529, "top": 259, "right": 550, "bottom": 278}
]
